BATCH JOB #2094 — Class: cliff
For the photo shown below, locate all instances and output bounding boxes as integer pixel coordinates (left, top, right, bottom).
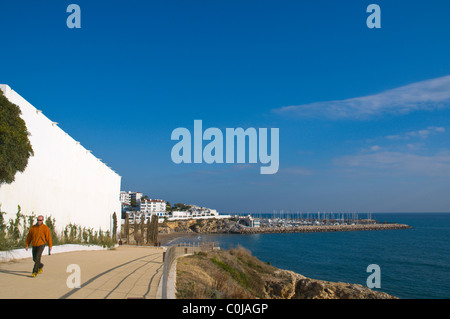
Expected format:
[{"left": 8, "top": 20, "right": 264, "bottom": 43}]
[{"left": 176, "top": 246, "right": 397, "bottom": 299}]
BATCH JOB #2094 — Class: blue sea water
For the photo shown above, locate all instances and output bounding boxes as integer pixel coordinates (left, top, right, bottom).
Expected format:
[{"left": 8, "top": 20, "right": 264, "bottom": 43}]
[{"left": 172, "top": 213, "right": 450, "bottom": 299}]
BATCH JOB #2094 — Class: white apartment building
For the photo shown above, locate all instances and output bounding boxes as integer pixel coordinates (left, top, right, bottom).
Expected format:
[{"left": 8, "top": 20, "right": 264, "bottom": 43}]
[
  {"left": 120, "top": 191, "right": 129, "bottom": 205},
  {"left": 125, "top": 211, "right": 168, "bottom": 224},
  {"left": 120, "top": 191, "right": 142, "bottom": 205},
  {"left": 189, "top": 205, "right": 220, "bottom": 218},
  {"left": 170, "top": 206, "right": 223, "bottom": 220},
  {"left": 140, "top": 199, "right": 167, "bottom": 216}
]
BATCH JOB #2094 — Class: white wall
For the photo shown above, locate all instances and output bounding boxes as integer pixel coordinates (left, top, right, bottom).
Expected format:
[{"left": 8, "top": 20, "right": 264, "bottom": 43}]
[{"left": 0, "top": 84, "right": 121, "bottom": 236}]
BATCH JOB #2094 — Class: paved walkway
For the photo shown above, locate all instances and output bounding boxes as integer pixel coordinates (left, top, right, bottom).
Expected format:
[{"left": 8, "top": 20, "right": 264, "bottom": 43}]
[{"left": 0, "top": 246, "right": 165, "bottom": 299}]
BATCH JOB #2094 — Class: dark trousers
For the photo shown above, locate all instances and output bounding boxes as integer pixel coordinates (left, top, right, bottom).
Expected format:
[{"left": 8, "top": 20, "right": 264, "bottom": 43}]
[{"left": 32, "top": 245, "right": 45, "bottom": 273}]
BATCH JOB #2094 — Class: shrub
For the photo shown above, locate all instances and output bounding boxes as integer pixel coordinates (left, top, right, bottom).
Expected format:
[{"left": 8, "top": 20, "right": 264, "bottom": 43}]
[
  {"left": 0, "top": 206, "right": 115, "bottom": 250},
  {"left": 0, "top": 90, "right": 34, "bottom": 185}
]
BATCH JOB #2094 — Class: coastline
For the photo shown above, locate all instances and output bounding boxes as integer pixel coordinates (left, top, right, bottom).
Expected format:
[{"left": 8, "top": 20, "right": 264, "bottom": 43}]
[
  {"left": 175, "top": 245, "right": 398, "bottom": 299},
  {"left": 158, "top": 222, "right": 412, "bottom": 246},
  {"left": 166, "top": 221, "right": 413, "bottom": 299}
]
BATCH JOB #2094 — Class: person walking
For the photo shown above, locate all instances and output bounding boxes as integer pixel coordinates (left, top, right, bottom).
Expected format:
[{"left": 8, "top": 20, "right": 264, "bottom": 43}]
[{"left": 25, "top": 215, "right": 53, "bottom": 277}]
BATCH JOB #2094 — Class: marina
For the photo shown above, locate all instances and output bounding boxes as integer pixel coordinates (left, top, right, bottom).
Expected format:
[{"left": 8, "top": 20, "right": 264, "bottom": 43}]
[
  {"left": 236, "top": 212, "right": 376, "bottom": 228},
  {"left": 232, "top": 212, "right": 411, "bottom": 234}
]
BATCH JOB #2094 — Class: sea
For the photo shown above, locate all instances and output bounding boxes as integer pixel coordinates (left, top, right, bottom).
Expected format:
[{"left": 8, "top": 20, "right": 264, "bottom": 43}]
[{"left": 168, "top": 213, "right": 450, "bottom": 299}]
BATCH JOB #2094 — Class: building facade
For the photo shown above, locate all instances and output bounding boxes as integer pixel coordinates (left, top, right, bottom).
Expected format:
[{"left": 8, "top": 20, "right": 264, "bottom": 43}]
[
  {"left": 120, "top": 191, "right": 143, "bottom": 206},
  {"left": 140, "top": 199, "right": 166, "bottom": 215}
]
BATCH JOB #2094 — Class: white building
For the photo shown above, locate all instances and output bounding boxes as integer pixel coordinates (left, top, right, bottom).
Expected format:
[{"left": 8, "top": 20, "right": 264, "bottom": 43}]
[
  {"left": 170, "top": 211, "right": 190, "bottom": 219},
  {"left": 125, "top": 211, "right": 167, "bottom": 224},
  {"left": 239, "top": 215, "right": 260, "bottom": 228},
  {"left": 169, "top": 206, "right": 228, "bottom": 220},
  {"left": 130, "top": 192, "right": 142, "bottom": 205},
  {"left": 120, "top": 191, "right": 130, "bottom": 205},
  {"left": 120, "top": 191, "right": 142, "bottom": 206},
  {"left": 188, "top": 205, "right": 220, "bottom": 218},
  {"left": 0, "top": 84, "right": 121, "bottom": 235},
  {"left": 140, "top": 199, "right": 167, "bottom": 218}
]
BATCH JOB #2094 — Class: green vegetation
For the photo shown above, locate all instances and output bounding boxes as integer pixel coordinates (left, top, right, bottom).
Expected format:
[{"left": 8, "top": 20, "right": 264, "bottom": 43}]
[
  {"left": 210, "top": 256, "right": 250, "bottom": 289},
  {"left": 112, "top": 212, "right": 118, "bottom": 244},
  {"left": 0, "top": 205, "right": 115, "bottom": 251},
  {"left": 169, "top": 202, "right": 192, "bottom": 212},
  {"left": 176, "top": 246, "right": 278, "bottom": 299},
  {"left": 146, "top": 214, "right": 159, "bottom": 245},
  {"left": 0, "top": 90, "right": 34, "bottom": 185}
]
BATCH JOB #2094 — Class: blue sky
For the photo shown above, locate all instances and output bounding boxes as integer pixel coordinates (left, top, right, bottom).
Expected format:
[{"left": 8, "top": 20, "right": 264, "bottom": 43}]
[{"left": 1, "top": 0, "right": 450, "bottom": 213}]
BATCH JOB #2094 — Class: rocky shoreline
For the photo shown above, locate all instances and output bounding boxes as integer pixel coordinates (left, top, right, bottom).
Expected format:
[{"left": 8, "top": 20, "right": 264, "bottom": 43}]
[{"left": 176, "top": 246, "right": 397, "bottom": 299}]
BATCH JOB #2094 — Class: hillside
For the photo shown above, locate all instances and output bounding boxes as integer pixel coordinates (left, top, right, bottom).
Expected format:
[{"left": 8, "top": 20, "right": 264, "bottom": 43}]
[{"left": 176, "top": 246, "right": 397, "bottom": 299}]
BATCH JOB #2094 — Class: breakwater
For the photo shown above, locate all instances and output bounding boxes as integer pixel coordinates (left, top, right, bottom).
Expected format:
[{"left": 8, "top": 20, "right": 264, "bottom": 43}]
[
  {"left": 233, "top": 223, "right": 412, "bottom": 234},
  {"left": 159, "top": 219, "right": 412, "bottom": 238},
  {"left": 159, "top": 219, "right": 412, "bottom": 240}
]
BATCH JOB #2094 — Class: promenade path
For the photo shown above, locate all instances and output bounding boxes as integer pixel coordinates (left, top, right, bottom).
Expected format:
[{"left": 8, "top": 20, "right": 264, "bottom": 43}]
[{"left": 0, "top": 246, "right": 165, "bottom": 299}]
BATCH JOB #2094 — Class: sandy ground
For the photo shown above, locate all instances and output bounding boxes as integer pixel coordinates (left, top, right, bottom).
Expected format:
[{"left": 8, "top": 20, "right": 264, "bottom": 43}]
[{"left": 0, "top": 246, "right": 165, "bottom": 299}]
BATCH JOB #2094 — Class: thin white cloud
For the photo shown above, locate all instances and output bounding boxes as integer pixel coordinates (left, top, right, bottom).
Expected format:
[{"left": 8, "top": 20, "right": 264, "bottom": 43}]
[
  {"left": 333, "top": 151, "right": 450, "bottom": 176},
  {"left": 273, "top": 75, "right": 450, "bottom": 120},
  {"left": 370, "top": 145, "right": 382, "bottom": 151},
  {"left": 280, "top": 167, "right": 314, "bottom": 176},
  {"left": 334, "top": 125, "right": 449, "bottom": 176},
  {"left": 386, "top": 126, "right": 446, "bottom": 140}
]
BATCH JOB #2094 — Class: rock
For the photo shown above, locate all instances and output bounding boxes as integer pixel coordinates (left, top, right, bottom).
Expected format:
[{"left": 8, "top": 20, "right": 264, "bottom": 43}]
[
  {"left": 292, "top": 277, "right": 397, "bottom": 299},
  {"left": 264, "top": 270, "right": 304, "bottom": 299}
]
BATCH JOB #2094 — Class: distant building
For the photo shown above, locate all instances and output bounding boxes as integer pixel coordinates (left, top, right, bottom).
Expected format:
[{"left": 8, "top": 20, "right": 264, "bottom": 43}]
[
  {"left": 171, "top": 211, "right": 190, "bottom": 219},
  {"left": 120, "top": 191, "right": 129, "bottom": 205},
  {"left": 130, "top": 192, "right": 143, "bottom": 205},
  {"left": 124, "top": 201, "right": 230, "bottom": 223},
  {"left": 140, "top": 199, "right": 167, "bottom": 216},
  {"left": 125, "top": 211, "right": 168, "bottom": 224},
  {"left": 239, "top": 215, "right": 260, "bottom": 228},
  {"left": 120, "top": 191, "right": 142, "bottom": 206},
  {"left": 170, "top": 206, "right": 225, "bottom": 220},
  {"left": 189, "top": 205, "right": 220, "bottom": 218}
]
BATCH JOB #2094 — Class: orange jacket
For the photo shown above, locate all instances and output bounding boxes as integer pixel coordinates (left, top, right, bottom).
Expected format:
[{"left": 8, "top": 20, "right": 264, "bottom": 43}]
[{"left": 26, "top": 224, "right": 53, "bottom": 248}]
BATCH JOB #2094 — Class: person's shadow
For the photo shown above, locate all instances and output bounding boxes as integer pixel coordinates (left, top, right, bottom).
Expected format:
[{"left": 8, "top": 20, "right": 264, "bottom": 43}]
[{"left": 0, "top": 269, "right": 31, "bottom": 278}]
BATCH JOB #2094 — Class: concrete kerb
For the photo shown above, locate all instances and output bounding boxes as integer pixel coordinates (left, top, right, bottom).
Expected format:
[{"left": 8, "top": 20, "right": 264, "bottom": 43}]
[
  {"left": 0, "top": 244, "right": 118, "bottom": 262},
  {"left": 159, "top": 245, "right": 185, "bottom": 299},
  {"left": 158, "top": 243, "right": 220, "bottom": 299},
  {"left": 157, "top": 250, "right": 191, "bottom": 299}
]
